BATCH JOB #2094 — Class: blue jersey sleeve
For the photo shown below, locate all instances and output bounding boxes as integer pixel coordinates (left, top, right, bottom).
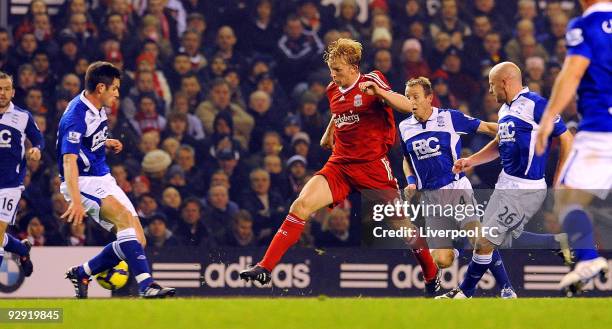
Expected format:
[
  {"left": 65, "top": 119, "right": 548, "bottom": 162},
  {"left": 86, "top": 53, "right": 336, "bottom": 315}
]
[
  {"left": 565, "top": 17, "right": 592, "bottom": 60},
  {"left": 25, "top": 112, "right": 44, "bottom": 150},
  {"left": 533, "top": 98, "right": 567, "bottom": 137},
  {"left": 60, "top": 113, "right": 86, "bottom": 155},
  {"left": 450, "top": 110, "right": 481, "bottom": 134}
]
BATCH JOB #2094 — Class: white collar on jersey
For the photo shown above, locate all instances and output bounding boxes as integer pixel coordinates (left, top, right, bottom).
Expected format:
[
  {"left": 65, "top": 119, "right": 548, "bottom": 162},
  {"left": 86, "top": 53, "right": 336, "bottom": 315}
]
[
  {"left": 407, "top": 107, "right": 439, "bottom": 124},
  {"left": 508, "top": 87, "right": 530, "bottom": 104},
  {"left": 338, "top": 74, "right": 362, "bottom": 94},
  {"left": 583, "top": 2, "right": 612, "bottom": 17},
  {"left": 4, "top": 102, "right": 15, "bottom": 113},
  {"left": 79, "top": 91, "right": 102, "bottom": 114}
]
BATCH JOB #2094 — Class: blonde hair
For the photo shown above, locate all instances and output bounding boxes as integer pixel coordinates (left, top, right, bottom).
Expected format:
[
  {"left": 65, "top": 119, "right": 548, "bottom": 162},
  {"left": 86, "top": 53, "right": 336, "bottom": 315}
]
[
  {"left": 323, "top": 38, "right": 362, "bottom": 67},
  {"left": 406, "top": 76, "right": 433, "bottom": 96}
]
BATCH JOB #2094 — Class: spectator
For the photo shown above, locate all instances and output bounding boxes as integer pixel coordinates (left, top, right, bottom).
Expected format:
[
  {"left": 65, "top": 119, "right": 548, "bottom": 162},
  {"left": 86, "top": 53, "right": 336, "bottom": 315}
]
[
  {"left": 171, "top": 145, "right": 201, "bottom": 193},
  {"left": 286, "top": 155, "right": 309, "bottom": 202},
  {"left": 111, "top": 164, "right": 133, "bottom": 195},
  {"left": 212, "top": 26, "right": 244, "bottom": 74},
  {"left": 241, "top": 0, "right": 282, "bottom": 57},
  {"left": 401, "top": 38, "right": 431, "bottom": 80},
  {"left": 203, "top": 185, "right": 238, "bottom": 244},
  {"left": 276, "top": 15, "right": 324, "bottom": 90},
  {"left": 315, "top": 207, "right": 356, "bottom": 247},
  {"left": 170, "top": 88, "right": 206, "bottom": 140},
  {"left": 224, "top": 210, "right": 257, "bottom": 247},
  {"left": 430, "top": 0, "right": 471, "bottom": 48},
  {"left": 65, "top": 221, "right": 87, "bottom": 246},
  {"left": 121, "top": 69, "right": 163, "bottom": 120},
  {"left": 371, "top": 49, "right": 403, "bottom": 92},
  {"left": 247, "top": 90, "right": 282, "bottom": 153},
  {"left": 433, "top": 47, "right": 479, "bottom": 103},
  {"left": 0, "top": 28, "right": 15, "bottom": 74},
  {"left": 141, "top": 149, "right": 172, "bottom": 198},
  {"left": 196, "top": 78, "right": 254, "bottom": 150},
  {"left": 131, "top": 92, "right": 167, "bottom": 135},
  {"left": 179, "top": 30, "right": 207, "bottom": 72},
  {"left": 239, "top": 168, "right": 286, "bottom": 245},
  {"left": 161, "top": 137, "right": 180, "bottom": 162},
  {"left": 137, "top": 193, "right": 159, "bottom": 223},
  {"left": 161, "top": 186, "right": 182, "bottom": 226},
  {"left": 174, "top": 198, "right": 211, "bottom": 247},
  {"left": 161, "top": 111, "right": 199, "bottom": 150},
  {"left": 146, "top": 213, "right": 179, "bottom": 250}
]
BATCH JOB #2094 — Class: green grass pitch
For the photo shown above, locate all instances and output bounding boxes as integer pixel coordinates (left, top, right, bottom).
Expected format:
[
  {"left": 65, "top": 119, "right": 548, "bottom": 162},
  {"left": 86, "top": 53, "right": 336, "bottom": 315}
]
[{"left": 1, "top": 298, "right": 611, "bottom": 329}]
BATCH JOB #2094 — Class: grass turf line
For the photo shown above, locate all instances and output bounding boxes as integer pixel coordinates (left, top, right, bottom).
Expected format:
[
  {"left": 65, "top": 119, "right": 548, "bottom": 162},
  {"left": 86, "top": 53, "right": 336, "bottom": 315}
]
[{"left": 0, "top": 298, "right": 611, "bottom": 329}]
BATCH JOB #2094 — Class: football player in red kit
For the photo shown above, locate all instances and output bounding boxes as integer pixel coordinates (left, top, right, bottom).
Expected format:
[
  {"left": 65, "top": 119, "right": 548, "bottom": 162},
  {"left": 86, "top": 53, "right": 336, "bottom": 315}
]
[{"left": 240, "top": 38, "right": 440, "bottom": 295}]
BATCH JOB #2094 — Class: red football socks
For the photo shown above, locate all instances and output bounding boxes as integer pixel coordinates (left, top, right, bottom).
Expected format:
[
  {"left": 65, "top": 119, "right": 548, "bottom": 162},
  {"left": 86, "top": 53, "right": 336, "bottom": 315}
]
[
  {"left": 259, "top": 213, "right": 305, "bottom": 271},
  {"left": 404, "top": 229, "right": 438, "bottom": 282}
]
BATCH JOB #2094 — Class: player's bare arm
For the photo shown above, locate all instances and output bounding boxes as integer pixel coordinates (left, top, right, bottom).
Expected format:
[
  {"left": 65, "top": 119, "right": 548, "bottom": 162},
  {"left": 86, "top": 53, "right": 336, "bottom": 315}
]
[
  {"left": 402, "top": 157, "right": 417, "bottom": 199},
  {"left": 320, "top": 114, "right": 335, "bottom": 150},
  {"left": 476, "top": 121, "right": 498, "bottom": 137},
  {"left": 453, "top": 135, "right": 500, "bottom": 174},
  {"left": 552, "top": 130, "right": 574, "bottom": 186},
  {"left": 536, "top": 55, "right": 589, "bottom": 155},
  {"left": 61, "top": 153, "right": 86, "bottom": 225},
  {"left": 27, "top": 147, "right": 41, "bottom": 161},
  {"left": 359, "top": 81, "right": 412, "bottom": 113},
  {"left": 105, "top": 138, "right": 123, "bottom": 154}
]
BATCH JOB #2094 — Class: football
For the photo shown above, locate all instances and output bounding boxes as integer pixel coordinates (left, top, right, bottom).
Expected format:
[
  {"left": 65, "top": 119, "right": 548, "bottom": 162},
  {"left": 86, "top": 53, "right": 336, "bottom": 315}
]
[{"left": 95, "top": 261, "right": 129, "bottom": 291}]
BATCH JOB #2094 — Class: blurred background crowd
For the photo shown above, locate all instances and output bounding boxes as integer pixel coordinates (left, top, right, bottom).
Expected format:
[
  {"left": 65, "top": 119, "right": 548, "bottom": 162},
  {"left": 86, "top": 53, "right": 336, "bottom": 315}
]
[{"left": 0, "top": 0, "right": 582, "bottom": 251}]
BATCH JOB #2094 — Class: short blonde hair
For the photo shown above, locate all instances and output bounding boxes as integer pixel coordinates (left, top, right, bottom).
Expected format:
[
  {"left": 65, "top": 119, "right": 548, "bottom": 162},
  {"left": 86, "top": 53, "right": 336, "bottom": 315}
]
[
  {"left": 323, "top": 38, "right": 362, "bottom": 67},
  {"left": 406, "top": 76, "right": 433, "bottom": 96}
]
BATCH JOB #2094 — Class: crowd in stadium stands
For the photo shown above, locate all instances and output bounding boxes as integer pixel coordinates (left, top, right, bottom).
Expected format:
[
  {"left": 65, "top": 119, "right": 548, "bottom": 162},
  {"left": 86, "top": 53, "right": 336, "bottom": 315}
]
[{"left": 0, "top": 0, "right": 581, "bottom": 250}]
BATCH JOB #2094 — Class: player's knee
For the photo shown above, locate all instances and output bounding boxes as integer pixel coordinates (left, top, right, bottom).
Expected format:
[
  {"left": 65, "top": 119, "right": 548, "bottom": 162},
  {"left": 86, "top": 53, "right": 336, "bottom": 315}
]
[
  {"left": 138, "top": 235, "right": 147, "bottom": 248},
  {"left": 432, "top": 250, "right": 455, "bottom": 269},
  {"left": 474, "top": 237, "right": 494, "bottom": 254},
  {"left": 289, "top": 197, "right": 314, "bottom": 219}
]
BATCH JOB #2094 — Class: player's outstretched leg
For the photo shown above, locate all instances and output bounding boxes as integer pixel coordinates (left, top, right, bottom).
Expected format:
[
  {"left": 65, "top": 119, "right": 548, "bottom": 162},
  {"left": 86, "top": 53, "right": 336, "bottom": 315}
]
[
  {"left": 66, "top": 196, "right": 175, "bottom": 298},
  {"left": 436, "top": 237, "right": 495, "bottom": 299},
  {"left": 65, "top": 240, "right": 123, "bottom": 298},
  {"left": 388, "top": 219, "right": 440, "bottom": 296},
  {"left": 557, "top": 204, "right": 608, "bottom": 290},
  {"left": 240, "top": 175, "right": 333, "bottom": 285},
  {"left": 512, "top": 231, "right": 572, "bottom": 265},
  {"left": 1, "top": 232, "right": 33, "bottom": 277},
  {"left": 489, "top": 250, "right": 516, "bottom": 298}
]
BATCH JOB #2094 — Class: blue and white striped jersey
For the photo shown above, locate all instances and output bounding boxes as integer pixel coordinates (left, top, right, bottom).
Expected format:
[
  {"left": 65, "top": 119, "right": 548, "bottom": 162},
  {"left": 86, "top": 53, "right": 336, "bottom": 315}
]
[
  {"left": 498, "top": 88, "right": 566, "bottom": 180},
  {"left": 0, "top": 102, "right": 44, "bottom": 188},
  {"left": 399, "top": 107, "right": 481, "bottom": 189},
  {"left": 57, "top": 92, "right": 110, "bottom": 179},
  {"left": 565, "top": 2, "right": 612, "bottom": 132}
]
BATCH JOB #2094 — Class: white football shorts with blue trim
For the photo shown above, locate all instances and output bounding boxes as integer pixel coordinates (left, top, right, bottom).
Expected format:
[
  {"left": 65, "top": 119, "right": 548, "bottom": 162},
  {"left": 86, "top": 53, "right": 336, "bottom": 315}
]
[
  {"left": 558, "top": 131, "right": 612, "bottom": 199},
  {"left": 481, "top": 170, "right": 547, "bottom": 247},
  {"left": 0, "top": 187, "right": 23, "bottom": 225},
  {"left": 60, "top": 174, "right": 137, "bottom": 232}
]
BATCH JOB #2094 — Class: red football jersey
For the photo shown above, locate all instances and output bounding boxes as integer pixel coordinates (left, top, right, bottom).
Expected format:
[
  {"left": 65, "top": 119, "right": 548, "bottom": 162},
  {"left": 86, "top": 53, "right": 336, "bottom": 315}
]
[{"left": 327, "top": 70, "right": 396, "bottom": 164}]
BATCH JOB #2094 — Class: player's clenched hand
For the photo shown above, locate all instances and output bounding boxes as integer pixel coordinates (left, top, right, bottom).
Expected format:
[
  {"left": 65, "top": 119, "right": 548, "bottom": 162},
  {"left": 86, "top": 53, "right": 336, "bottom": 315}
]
[
  {"left": 321, "top": 133, "right": 334, "bottom": 150},
  {"left": 403, "top": 184, "right": 417, "bottom": 200},
  {"left": 61, "top": 201, "right": 86, "bottom": 226},
  {"left": 359, "top": 81, "right": 381, "bottom": 96},
  {"left": 453, "top": 158, "right": 472, "bottom": 174},
  {"left": 105, "top": 139, "right": 123, "bottom": 154},
  {"left": 27, "top": 147, "right": 41, "bottom": 161},
  {"left": 535, "top": 118, "right": 554, "bottom": 156}
]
